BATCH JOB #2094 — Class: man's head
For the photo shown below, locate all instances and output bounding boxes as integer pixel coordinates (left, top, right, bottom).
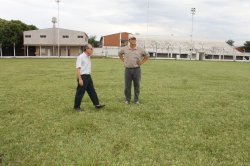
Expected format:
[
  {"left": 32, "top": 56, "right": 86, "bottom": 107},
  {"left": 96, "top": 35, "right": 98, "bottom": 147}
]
[
  {"left": 83, "top": 44, "right": 93, "bottom": 56},
  {"left": 128, "top": 34, "right": 136, "bottom": 47},
  {"left": 128, "top": 34, "right": 136, "bottom": 41}
]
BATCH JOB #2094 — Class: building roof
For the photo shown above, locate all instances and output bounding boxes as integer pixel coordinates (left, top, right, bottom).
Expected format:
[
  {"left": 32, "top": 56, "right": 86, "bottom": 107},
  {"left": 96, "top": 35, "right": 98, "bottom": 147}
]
[{"left": 101, "top": 32, "right": 130, "bottom": 38}]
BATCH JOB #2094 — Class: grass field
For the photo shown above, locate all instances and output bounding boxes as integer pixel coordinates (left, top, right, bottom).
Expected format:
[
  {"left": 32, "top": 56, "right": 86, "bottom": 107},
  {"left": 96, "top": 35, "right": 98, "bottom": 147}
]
[{"left": 0, "top": 58, "right": 249, "bottom": 165}]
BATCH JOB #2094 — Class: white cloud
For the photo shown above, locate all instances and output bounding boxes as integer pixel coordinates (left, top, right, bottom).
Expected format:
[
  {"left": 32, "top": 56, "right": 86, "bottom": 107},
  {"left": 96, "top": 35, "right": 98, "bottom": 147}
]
[{"left": 0, "top": 0, "right": 250, "bottom": 45}]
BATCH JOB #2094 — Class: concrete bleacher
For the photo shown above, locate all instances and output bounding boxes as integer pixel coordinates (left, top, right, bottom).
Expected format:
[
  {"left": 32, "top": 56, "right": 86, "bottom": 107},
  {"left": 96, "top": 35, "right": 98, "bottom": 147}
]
[
  {"left": 96, "top": 35, "right": 249, "bottom": 62},
  {"left": 135, "top": 35, "right": 245, "bottom": 60}
]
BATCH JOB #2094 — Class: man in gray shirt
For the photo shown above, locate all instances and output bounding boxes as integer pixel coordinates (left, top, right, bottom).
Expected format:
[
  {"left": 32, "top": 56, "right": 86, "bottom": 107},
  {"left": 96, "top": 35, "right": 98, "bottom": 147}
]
[{"left": 118, "top": 34, "right": 149, "bottom": 104}]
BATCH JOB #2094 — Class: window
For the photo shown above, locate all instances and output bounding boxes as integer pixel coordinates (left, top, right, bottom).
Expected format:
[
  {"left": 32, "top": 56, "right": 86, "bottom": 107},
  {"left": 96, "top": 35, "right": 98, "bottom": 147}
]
[
  {"left": 63, "top": 35, "right": 69, "bottom": 38},
  {"left": 78, "top": 36, "right": 83, "bottom": 38},
  {"left": 41, "top": 48, "right": 46, "bottom": 55},
  {"left": 25, "top": 35, "right": 31, "bottom": 38},
  {"left": 40, "top": 35, "right": 46, "bottom": 38}
]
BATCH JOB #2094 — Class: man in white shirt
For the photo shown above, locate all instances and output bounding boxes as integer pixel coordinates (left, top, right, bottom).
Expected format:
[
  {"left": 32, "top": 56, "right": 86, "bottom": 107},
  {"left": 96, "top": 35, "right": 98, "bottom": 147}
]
[{"left": 74, "top": 44, "right": 105, "bottom": 111}]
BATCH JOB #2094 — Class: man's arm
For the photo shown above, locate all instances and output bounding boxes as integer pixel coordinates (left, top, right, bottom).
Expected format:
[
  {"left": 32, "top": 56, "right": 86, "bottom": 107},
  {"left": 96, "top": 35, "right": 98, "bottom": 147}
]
[
  {"left": 118, "top": 48, "right": 125, "bottom": 62},
  {"left": 118, "top": 53, "right": 124, "bottom": 62},
  {"left": 76, "top": 68, "right": 83, "bottom": 86},
  {"left": 137, "top": 56, "right": 148, "bottom": 65}
]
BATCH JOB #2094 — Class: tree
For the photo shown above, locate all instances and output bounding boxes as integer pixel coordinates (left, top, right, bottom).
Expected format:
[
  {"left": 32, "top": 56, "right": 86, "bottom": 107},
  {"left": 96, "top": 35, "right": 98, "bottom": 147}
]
[
  {"left": 243, "top": 41, "right": 250, "bottom": 52},
  {"left": 226, "top": 39, "right": 234, "bottom": 46},
  {"left": 0, "top": 18, "right": 37, "bottom": 56},
  {"left": 88, "top": 35, "right": 100, "bottom": 47}
]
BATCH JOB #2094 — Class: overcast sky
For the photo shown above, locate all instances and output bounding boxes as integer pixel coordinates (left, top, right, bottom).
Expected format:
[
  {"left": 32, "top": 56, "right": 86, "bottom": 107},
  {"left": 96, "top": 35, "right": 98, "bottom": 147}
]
[{"left": 0, "top": 0, "right": 250, "bottom": 45}]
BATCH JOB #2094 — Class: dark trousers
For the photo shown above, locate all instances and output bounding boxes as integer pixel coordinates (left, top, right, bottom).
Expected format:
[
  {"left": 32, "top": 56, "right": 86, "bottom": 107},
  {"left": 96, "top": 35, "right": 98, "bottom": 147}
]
[
  {"left": 74, "top": 75, "right": 99, "bottom": 109},
  {"left": 124, "top": 67, "right": 141, "bottom": 102}
]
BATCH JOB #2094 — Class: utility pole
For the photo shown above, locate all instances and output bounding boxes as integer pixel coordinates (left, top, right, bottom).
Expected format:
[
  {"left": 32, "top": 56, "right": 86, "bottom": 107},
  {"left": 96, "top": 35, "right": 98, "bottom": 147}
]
[
  {"left": 0, "top": 43, "right": 2, "bottom": 58},
  {"left": 14, "top": 43, "right": 16, "bottom": 57},
  {"left": 145, "top": 0, "right": 149, "bottom": 50},
  {"left": 56, "top": 0, "right": 61, "bottom": 57}
]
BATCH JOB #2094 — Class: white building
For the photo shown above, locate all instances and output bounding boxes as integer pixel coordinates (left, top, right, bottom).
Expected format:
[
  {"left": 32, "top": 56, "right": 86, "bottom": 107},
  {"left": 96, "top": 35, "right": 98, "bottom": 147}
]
[
  {"left": 99, "top": 34, "right": 250, "bottom": 61},
  {"left": 23, "top": 28, "right": 88, "bottom": 56},
  {"left": 136, "top": 35, "right": 249, "bottom": 61}
]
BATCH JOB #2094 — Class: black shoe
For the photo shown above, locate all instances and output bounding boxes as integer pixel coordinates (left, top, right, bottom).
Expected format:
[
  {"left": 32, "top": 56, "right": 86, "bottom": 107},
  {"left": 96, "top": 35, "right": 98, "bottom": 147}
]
[
  {"left": 95, "top": 104, "right": 105, "bottom": 109},
  {"left": 135, "top": 101, "right": 140, "bottom": 105},
  {"left": 74, "top": 108, "right": 83, "bottom": 112},
  {"left": 125, "top": 101, "right": 130, "bottom": 104}
]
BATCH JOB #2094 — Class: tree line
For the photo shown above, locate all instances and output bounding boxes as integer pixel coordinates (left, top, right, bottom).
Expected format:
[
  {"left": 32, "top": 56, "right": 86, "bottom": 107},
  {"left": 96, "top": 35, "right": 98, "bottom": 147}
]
[
  {"left": 0, "top": 18, "right": 102, "bottom": 56},
  {"left": 0, "top": 18, "right": 37, "bottom": 56},
  {"left": 226, "top": 40, "right": 250, "bottom": 52}
]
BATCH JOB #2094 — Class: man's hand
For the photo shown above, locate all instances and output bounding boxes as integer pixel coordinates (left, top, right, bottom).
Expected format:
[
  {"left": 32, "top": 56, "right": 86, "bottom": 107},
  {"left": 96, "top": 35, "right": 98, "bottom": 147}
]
[
  {"left": 137, "top": 60, "right": 143, "bottom": 65},
  {"left": 137, "top": 56, "right": 149, "bottom": 66},
  {"left": 119, "top": 54, "right": 124, "bottom": 62},
  {"left": 79, "top": 78, "right": 84, "bottom": 86}
]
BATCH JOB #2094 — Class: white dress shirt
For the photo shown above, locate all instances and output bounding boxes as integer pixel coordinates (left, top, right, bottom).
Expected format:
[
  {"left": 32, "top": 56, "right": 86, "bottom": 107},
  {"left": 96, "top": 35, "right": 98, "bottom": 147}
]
[{"left": 76, "top": 52, "right": 91, "bottom": 75}]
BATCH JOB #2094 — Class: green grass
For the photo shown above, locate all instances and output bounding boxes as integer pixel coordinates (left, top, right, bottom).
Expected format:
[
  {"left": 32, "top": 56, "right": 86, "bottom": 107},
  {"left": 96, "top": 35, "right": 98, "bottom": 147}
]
[{"left": 0, "top": 58, "right": 249, "bottom": 165}]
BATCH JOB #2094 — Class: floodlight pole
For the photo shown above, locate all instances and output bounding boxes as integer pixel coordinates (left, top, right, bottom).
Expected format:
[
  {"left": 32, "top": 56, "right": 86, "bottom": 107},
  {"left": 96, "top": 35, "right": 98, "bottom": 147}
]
[
  {"left": 147, "top": 0, "right": 149, "bottom": 35},
  {"left": 145, "top": 0, "right": 150, "bottom": 50},
  {"left": 190, "top": 7, "right": 196, "bottom": 60},
  {"left": 56, "top": 0, "right": 60, "bottom": 57}
]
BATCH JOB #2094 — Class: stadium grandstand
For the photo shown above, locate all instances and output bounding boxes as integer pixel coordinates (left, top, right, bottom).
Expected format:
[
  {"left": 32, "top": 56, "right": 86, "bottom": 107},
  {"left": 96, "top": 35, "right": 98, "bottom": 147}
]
[
  {"left": 136, "top": 35, "right": 249, "bottom": 61},
  {"left": 97, "top": 34, "right": 250, "bottom": 62}
]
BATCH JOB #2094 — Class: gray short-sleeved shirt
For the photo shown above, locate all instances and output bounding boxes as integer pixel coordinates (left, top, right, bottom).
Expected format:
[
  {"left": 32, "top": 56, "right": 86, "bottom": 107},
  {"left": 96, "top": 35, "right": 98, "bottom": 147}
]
[{"left": 118, "top": 46, "right": 149, "bottom": 68}]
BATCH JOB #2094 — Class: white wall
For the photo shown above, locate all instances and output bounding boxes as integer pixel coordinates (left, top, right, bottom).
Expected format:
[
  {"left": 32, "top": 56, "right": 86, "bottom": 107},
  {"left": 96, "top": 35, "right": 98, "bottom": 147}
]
[{"left": 93, "top": 47, "right": 120, "bottom": 57}]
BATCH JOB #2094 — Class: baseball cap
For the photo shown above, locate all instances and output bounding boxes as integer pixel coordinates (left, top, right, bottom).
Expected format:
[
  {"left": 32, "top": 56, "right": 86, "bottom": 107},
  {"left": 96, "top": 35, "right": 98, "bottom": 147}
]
[{"left": 128, "top": 34, "right": 136, "bottom": 40}]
